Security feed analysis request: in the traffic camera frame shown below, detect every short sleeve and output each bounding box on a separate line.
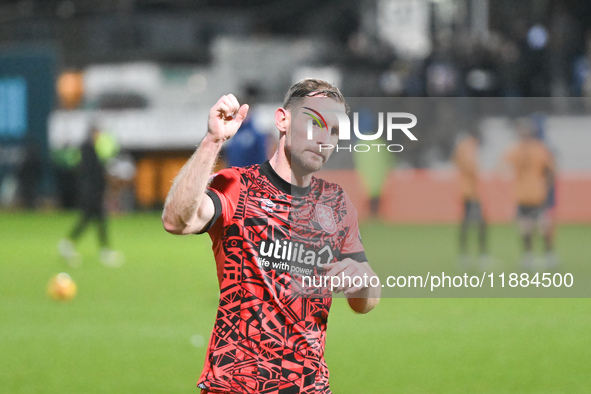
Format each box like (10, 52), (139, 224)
(339, 190), (367, 263)
(201, 168), (241, 233)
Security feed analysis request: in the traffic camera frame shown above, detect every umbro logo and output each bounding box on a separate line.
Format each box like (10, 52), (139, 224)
(261, 199), (275, 213)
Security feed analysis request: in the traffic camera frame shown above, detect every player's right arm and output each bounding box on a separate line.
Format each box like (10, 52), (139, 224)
(161, 95), (248, 235)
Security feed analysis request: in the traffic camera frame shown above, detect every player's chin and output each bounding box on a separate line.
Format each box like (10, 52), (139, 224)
(309, 159), (326, 172)
(295, 152), (323, 172)
(308, 150), (329, 166)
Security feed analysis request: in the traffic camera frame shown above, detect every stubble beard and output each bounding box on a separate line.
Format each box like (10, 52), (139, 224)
(284, 139), (324, 176)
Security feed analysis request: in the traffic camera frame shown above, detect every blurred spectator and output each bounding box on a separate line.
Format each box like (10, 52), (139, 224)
(221, 85), (268, 168)
(424, 36), (460, 96)
(58, 125), (123, 267)
(549, 4), (582, 97)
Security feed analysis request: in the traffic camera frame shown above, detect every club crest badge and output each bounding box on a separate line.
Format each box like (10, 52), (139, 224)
(316, 204), (336, 234)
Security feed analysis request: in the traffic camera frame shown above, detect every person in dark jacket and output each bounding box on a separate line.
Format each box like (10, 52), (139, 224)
(58, 125), (123, 267)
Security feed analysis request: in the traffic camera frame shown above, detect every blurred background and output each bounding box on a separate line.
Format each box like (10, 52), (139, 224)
(2, 1), (591, 393)
(1, 0), (591, 214)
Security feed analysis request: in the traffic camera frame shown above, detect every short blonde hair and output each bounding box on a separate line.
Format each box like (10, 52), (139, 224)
(282, 78), (347, 110)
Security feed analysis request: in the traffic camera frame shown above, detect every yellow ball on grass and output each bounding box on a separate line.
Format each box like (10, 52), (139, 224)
(47, 272), (78, 301)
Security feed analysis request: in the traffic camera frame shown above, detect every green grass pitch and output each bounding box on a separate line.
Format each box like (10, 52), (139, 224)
(1, 211), (589, 393)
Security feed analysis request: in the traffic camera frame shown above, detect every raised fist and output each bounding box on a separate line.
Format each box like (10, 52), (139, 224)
(207, 94), (249, 143)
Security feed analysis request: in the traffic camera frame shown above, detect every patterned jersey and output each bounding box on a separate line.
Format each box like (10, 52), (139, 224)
(197, 161), (366, 394)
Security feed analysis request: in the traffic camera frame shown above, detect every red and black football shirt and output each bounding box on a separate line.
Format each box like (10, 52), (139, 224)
(198, 161), (366, 394)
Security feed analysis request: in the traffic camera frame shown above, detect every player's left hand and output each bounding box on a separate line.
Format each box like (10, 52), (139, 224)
(323, 258), (380, 296)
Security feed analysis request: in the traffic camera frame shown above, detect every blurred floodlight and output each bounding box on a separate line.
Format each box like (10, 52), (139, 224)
(527, 24), (548, 50)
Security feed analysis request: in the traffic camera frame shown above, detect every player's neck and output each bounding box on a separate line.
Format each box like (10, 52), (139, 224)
(269, 152), (313, 188)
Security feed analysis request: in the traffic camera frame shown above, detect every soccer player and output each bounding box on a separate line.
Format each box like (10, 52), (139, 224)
(502, 117), (557, 270)
(58, 125), (123, 267)
(452, 127), (488, 269)
(162, 79), (380, 394)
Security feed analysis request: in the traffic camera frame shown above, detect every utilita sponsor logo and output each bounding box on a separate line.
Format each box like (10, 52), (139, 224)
(305, 109), (417, 152)
(257, 238), (334, 276)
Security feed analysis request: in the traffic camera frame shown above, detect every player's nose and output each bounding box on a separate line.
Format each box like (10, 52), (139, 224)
(315, 127), (332, 145)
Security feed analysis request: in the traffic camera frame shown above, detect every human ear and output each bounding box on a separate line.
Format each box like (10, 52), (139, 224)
(275, 107), (289, 134)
